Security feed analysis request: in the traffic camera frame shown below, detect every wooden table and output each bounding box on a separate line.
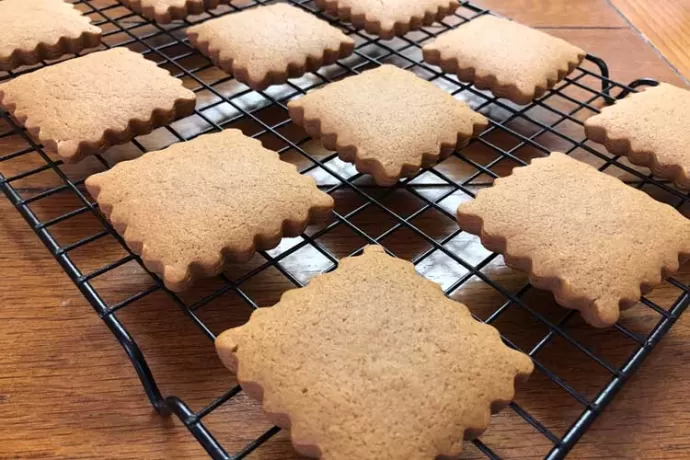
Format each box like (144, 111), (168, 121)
(1, 1), (689, 459)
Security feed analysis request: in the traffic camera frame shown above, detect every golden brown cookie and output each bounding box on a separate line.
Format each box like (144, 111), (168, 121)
(187, 4), (355, 91)
(120, 0), (220, 23)
(423, 15), (586, 105)
(288, 64), (488, 186)
(85, 130), (334, 292)
(216, 245), (533, 459)
(585, 83), (690, 190)
(457, 152), (690, 328)
(0, 0), (102, 72)
(0, 48), (196, 163)
(315, 0), (459, 39)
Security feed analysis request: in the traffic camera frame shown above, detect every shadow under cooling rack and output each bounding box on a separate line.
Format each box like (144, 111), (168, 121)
(1, 1), (689, 459)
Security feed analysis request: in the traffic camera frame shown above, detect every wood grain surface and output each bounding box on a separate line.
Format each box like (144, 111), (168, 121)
(609, 0), (690, 83)
(1, 1), (690, 459)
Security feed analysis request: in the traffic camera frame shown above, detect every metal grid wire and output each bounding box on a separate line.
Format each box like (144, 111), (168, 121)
(1, 1), (689, 459)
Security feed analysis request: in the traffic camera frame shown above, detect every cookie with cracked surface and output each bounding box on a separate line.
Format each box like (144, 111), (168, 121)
(457, 152), (690, 328)
(423, 15), (585, 105)
(288, 64), (488, 186)
(85, 129), (334, 292)
(0, 48), (196, 163)
(0, 0), (102, 71)
(120, 0), (221, 23)
(187, 4), (355, 91)
(585, 83), (690, 190)
(216, 245), (533, 460)
(315, 0), (459, 39)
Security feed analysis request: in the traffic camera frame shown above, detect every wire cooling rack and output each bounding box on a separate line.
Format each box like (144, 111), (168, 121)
(1, 1), (689, 459)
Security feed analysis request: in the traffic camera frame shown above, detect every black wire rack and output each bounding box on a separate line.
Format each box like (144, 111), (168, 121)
(1, 1), (689, 459)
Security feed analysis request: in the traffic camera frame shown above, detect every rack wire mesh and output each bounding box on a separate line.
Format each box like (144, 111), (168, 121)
(1, 1), (689, 459)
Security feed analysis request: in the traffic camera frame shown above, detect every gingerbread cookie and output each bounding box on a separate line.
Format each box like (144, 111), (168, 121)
(85, 130), (333, 292)
(0, 48), (196, 163)
(423, 15), (586, 105)
(216, 245), (533, 459)
(187, 4), (355, 91)
(315, 0), (459, 39)
(288, 65), (488, 185)
(120, 0), (221, 23)
(585, 83), (690, 190)
(0, 0), (102, 72)
(457, 153), (690, 328)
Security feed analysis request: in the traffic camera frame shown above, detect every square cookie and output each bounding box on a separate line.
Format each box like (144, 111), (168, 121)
(187, 4), (355, 90)
(0, 48), (196, 163)
(216, 245), (533, 460)
(585, 83), (690, 190)
(85, 130), (334, 292)
(457, 152), (690, 328)
(423, 15), (585, 105)
(121, 0), (221, 24)
(288, 64), (488, 185)
(0, 0), (102, 71)
(315, 0), (459, 39)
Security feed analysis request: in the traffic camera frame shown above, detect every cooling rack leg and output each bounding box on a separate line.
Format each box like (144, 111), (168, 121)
(613, 78), (660, 99)
(102, 315), (169, 414)
(0, 172), (168, 414)
(584, 54), (614, 103)
(165, 396), (231, 460)
(584, 54), (661, 104)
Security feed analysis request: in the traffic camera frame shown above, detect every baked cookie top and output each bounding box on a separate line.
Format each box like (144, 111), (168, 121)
(585, 83), (690, 190)
(0, 48), (196, 162)
(423, 15), (585, 104)
(120, 0), (220, 23)
(85, 129), (334, 292)
(457, 152), (690, 327)
(288, 64), (488, 185)
(187, 3), (355, 90)
(315, 0), (459, 38)
(217, 245), (533, 460)
(0, 0), (102, 71)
